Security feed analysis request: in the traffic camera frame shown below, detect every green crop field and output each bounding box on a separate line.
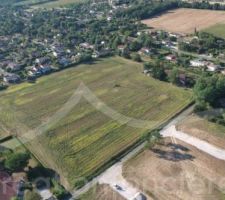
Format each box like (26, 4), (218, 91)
(204, 23), (225, 39)
(0, 57), (192, 189)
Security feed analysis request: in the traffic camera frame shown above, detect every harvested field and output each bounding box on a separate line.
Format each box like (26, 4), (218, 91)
(123, 138), (225, 200)
(0, 57), (192, 189)
(177, 115), (225, 149)
(78, 184), (125, 200)
(142, 8), (225, 34)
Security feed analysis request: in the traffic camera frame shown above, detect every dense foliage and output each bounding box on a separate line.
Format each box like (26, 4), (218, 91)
(179, 32), (225, 55)
(4, 152), (30, 171)
(194, 74), (225, 109)
(116, 1), (179, 19)
(24, 190), (42, 200)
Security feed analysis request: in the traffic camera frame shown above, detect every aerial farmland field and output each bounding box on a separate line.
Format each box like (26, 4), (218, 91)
(31, 0), (83, 8)
(203, 23), (225, 39)
(123, 138), (225, 200)
(142, 8), (225, 35)
(0, 57), (192, 189)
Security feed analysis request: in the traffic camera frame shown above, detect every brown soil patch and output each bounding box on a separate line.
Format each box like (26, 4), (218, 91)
(177, 115), (225, 149)
(123, 138), (225, 200)
(142, 8), (225, 34)
(80, 184), (125, 200)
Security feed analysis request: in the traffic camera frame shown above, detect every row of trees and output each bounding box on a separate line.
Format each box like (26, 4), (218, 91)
(116, 1), (179, 19)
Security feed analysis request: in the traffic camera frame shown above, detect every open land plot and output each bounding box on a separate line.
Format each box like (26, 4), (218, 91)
(203, 23), (225, 39)
(123, 138), (225, 200)
(142, 8), (225, 34)
(0, 57), (192, 189)
(78, 184), (125, 200)
(32, 0), (83, 8)
(177, 115), (225, 149)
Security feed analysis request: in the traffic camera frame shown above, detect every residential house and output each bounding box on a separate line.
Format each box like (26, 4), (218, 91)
(143, 69), (151, 75)
(165, 54), (177, 62)
(178, 74), (187, 86)
(117, 45), (126, 52)
(138, 47), (151, 55)
(35, 57), (51, 65)
(40, 65), (52, 74)
(79, 43), (94, 50)
(27, 66), (42, 77)
(6, 62), (22, 72)
(206, 63), (219, 72)
(190, 59), (206, 67)
(0, 171), (18, 200)
(59, 57), (70, 67)
(3, 73), (21, 84)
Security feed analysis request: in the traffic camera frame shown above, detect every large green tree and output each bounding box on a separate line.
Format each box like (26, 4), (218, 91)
(5, 152), (30, 172)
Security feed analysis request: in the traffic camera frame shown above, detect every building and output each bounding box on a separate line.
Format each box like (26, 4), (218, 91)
(117, 45), (126, 52)
(165, 54), (177, 62)
(109, 0), (130, 6)
(59, 57), (70, 67)
(6, 63), (22, 72)
(0, 171), (18, 200)
(79, 43), (94, 50)
(3, 74), (21, 84)
(138, 48), (151, 55)
(206, 63), (219, 72)
(35, 57), (51, 65)
(190, 59), (205, 67)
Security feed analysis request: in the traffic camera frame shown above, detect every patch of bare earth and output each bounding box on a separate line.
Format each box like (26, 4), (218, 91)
(123, 138), (225, 200)
(142, 8), (225, 34)
(177, 115), (225, 149)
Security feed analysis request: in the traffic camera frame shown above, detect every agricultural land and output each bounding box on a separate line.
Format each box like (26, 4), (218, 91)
(142, 8), (225, 34)
(177, 115), (225, 149)
(203, 23), (225, 39)
(0, 57), (192, 189)
(78, 184), (125, 200)
(123, 138), (225, 200)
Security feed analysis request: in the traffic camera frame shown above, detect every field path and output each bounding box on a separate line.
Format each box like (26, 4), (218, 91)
(161, 125), (225, 160)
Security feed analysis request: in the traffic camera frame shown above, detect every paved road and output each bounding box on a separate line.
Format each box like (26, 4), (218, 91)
(161, 125), (225, 160)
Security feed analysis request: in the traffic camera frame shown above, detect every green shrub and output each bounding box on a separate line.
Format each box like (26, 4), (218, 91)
(4, 152), (30, 172)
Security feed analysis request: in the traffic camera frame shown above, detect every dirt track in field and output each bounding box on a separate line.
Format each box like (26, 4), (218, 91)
(142, 8), (225, 34)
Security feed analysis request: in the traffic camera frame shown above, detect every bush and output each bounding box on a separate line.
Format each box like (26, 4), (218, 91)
(24, 190), (42, 200)
(52, 180), (70, 200)
(0, 83), (8, 91)
(4, 152), (30, 172)
(132, 53), (142, 62)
